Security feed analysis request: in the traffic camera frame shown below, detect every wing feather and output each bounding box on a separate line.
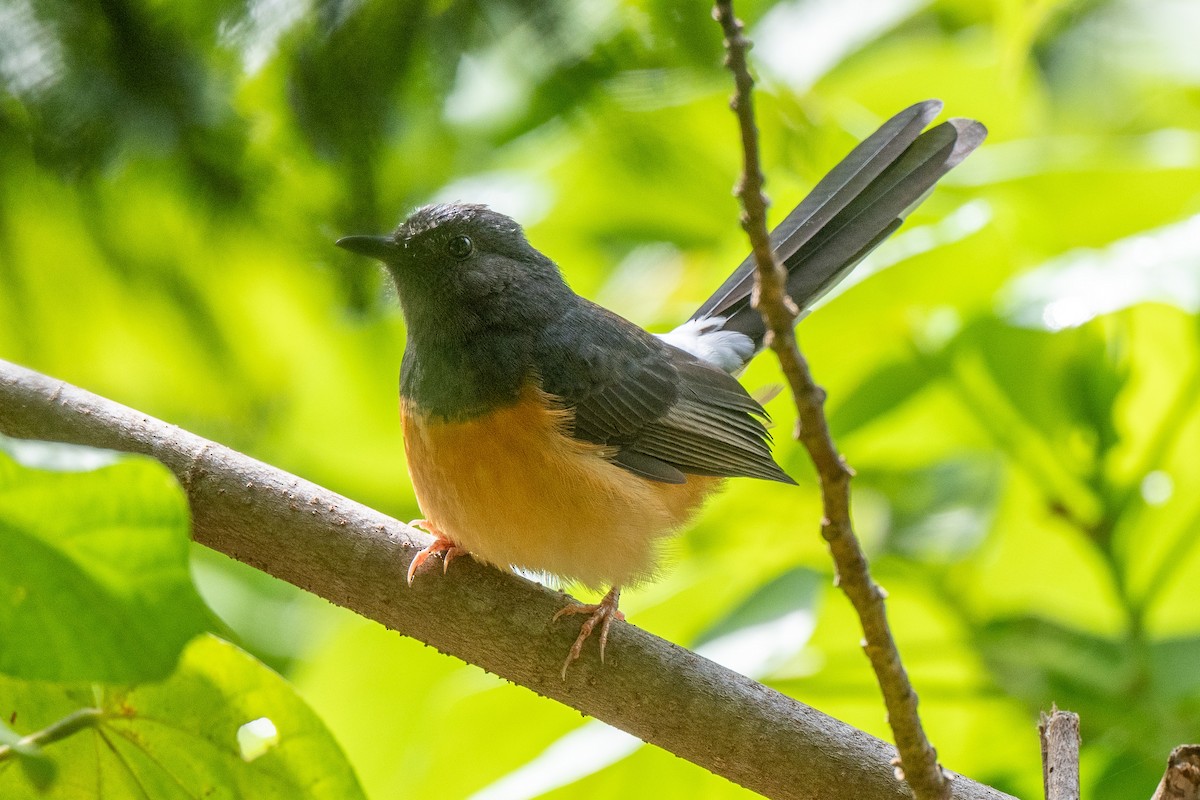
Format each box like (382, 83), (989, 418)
(536, 302), (792, 484)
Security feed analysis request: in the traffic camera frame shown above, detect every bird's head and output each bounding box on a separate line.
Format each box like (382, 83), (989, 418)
(337, 203), (571, 333)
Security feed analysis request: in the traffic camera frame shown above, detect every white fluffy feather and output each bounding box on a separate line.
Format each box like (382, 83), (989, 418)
(656, 317), (756, 374)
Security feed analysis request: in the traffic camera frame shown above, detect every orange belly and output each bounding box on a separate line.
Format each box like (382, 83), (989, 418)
(401, 385), (721, 589)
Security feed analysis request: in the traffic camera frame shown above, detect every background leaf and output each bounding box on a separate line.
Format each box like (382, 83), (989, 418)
(0, 441), (212, 683)
(0, 635), (367, 800)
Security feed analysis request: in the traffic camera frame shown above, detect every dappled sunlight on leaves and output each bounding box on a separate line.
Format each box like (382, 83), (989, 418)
(3, 0), (1200, 797)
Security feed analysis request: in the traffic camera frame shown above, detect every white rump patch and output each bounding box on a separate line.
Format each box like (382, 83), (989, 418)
(656, 317), (756, 374)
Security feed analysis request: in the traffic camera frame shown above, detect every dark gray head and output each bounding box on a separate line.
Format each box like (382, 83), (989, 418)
(337, 203), (577, 417)
(336, 203), (572, 336)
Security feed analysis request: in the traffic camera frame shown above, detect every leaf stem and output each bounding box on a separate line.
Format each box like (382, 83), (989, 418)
(0, 708), (105, 762)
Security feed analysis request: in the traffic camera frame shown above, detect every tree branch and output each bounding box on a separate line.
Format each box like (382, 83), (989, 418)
(1039, 707), (1080, 800)
(711, 3), (950, 799)
(1152, 745), (1200, 800)
(0, 359), (1014, 799)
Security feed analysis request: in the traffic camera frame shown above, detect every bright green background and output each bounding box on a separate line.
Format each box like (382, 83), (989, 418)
(3, 0), (1200, 798)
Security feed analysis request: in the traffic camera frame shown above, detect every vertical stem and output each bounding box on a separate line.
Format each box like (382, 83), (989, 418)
(1039, 708), (1081, 800)
(711, 3), (950, 799)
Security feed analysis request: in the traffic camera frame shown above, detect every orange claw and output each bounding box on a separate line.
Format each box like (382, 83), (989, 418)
(553, 586), (624, 679)
(405, 520), (464, 585)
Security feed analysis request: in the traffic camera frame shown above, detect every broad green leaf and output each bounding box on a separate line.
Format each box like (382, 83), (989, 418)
(0, 443), (211, 683)
(0, 635), (366, 800)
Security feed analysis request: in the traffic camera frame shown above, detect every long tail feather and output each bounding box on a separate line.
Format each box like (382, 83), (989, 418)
(688, 102), (986, 359)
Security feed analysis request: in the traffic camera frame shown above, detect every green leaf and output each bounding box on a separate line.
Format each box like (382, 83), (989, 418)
(957, 317), (1128, 470)
(866, 455), (1004, 561)
(977, 616), (1131, 712)
(0, 635), (367, 800)
(828, 355), (943, 438)
(1150, 636), (1200, 701)
(0, 443), (212, 683)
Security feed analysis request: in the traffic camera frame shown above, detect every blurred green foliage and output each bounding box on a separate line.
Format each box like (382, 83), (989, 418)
(0, 446), (365, 798)
(2, 0), (1200, 798)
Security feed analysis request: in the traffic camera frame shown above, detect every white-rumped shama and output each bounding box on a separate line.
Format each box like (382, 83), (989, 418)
(337, 100), (986, 676)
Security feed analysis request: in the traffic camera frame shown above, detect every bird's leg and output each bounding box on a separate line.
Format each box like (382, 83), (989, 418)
(553, 586), (625, 678)
(405, 519), (466, 585)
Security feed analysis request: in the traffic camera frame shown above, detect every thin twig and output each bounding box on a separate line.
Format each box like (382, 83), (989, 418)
(0, 358), (1015, 800)
(1039, 706), (1080, 800)
(711, 3), (950, 799)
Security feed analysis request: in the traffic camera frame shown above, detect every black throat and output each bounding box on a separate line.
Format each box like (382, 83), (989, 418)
(400, 324), (537, 421)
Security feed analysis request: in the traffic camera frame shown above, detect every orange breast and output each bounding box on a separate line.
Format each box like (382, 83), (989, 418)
(401, 385), (721, 589)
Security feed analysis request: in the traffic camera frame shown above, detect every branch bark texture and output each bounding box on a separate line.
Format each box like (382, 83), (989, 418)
(1039, 707), (1080, 800)
(1153, 745), (1200, 800)
(0, 359), (1015, 800)
(711, 3), (950, 799)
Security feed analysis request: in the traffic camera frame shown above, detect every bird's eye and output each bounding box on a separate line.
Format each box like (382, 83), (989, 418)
(447, 235), (473, 260)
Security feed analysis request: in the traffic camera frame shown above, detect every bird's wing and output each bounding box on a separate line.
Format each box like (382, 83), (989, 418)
(635, 350), (795, 484)
(536, 301), (793, 485)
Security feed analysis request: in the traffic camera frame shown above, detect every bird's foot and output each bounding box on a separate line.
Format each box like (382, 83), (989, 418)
(553, 586), (624, 679)
(406, 519), (465, 585)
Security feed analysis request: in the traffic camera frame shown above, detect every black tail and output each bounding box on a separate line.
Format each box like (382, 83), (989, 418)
(691, 100), (987, 349)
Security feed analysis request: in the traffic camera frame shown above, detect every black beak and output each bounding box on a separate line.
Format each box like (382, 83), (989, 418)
(335, 234), (400, 261)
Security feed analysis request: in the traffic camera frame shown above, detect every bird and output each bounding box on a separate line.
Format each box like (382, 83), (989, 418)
(336, 100), (986, 677)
